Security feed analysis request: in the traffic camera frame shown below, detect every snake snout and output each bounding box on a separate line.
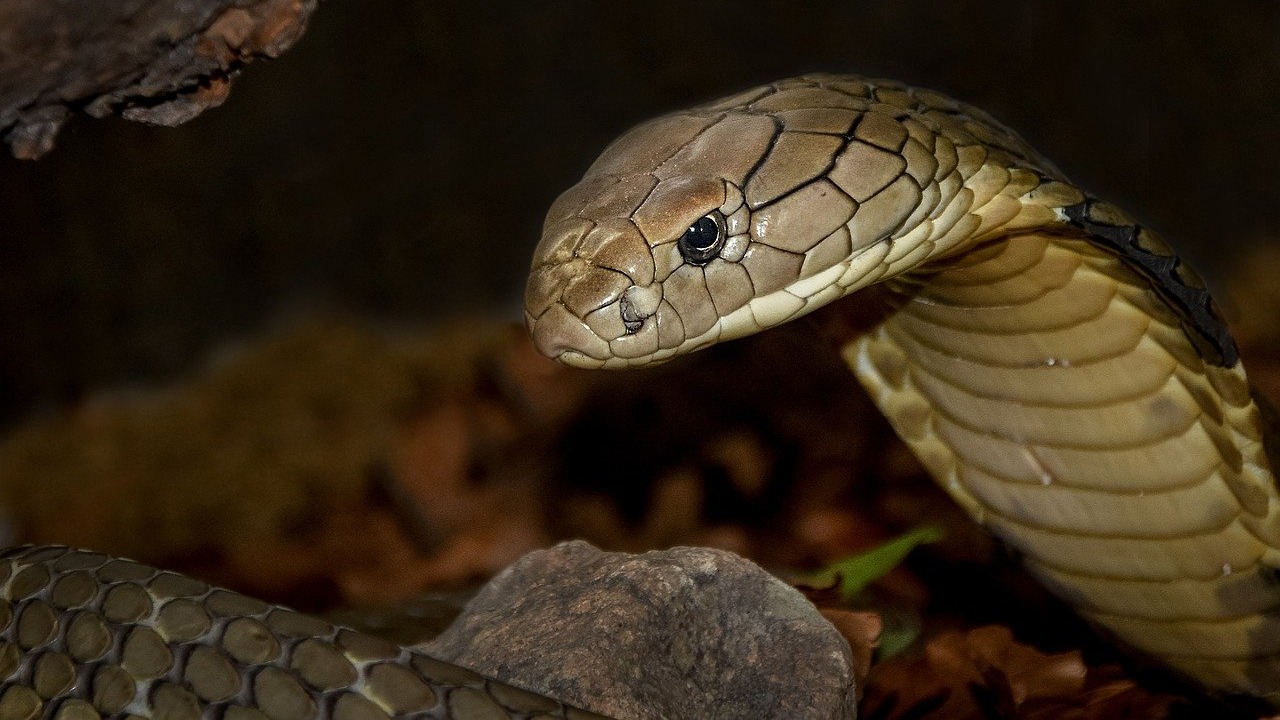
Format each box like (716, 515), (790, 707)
(525, 259), (640, 365)
(527, 301), (611, 364)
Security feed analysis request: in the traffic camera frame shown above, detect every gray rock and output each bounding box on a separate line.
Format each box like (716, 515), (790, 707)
(422, 540), (857, 720)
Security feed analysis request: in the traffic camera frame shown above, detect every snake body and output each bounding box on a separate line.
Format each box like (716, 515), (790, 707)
(524, 74), (1280, 701)
(0, 545), (604, 719)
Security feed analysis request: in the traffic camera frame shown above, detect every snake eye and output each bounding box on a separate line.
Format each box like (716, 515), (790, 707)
(677, 212), (726, 265)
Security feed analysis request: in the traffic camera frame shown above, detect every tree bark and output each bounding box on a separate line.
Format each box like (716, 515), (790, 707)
(0, 0), (318, 159)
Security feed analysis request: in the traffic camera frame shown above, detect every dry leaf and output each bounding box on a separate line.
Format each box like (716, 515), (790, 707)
(862, 626), (1180, 719)
(821, 608), (882, 692)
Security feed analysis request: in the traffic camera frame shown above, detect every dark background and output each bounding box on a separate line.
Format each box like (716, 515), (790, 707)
(2, 1), (1278, 424)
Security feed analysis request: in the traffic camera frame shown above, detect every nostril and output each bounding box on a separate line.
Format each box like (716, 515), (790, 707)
(619, 296), (643, 334)
(619, 284), (661, 336)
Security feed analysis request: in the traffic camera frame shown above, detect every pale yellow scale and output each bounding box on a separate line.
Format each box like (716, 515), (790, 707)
(849, 231), (1280, 695)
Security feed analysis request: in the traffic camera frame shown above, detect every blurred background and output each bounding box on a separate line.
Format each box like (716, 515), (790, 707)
(0, 2), (1278, 713)
(3, 1), (1279, 419)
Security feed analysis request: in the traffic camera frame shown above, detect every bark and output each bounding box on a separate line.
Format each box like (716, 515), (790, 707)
(0, 0), (318, 159)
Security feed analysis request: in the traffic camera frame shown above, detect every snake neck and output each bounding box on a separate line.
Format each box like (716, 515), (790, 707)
(818, 230), (1280, 698)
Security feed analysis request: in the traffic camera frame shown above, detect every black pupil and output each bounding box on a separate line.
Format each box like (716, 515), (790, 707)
(678, 215), (723, 263)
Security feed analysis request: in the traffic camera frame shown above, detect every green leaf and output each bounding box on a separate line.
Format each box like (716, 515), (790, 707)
(875, 624), (920, 660)
(806, 525), (944, 602)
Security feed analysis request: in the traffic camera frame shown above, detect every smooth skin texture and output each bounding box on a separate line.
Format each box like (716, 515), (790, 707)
(525, 73), (1280, 702)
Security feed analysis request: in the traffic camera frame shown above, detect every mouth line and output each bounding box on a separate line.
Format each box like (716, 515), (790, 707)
(556, 349), (606, 369)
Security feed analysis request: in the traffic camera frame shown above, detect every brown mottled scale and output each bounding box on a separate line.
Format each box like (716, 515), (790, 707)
(524, 73), (1280, 703)
(0, 546), (611, 719)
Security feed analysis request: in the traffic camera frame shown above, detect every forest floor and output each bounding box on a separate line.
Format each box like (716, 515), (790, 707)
(7, 247), (1280, 718)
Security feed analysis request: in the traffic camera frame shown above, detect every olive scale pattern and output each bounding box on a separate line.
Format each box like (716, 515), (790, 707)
(0, 545), (609, 720)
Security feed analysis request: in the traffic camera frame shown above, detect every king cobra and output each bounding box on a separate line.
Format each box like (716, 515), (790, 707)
(524, 73), (1280, 703)
(0, 74), (1276, 718)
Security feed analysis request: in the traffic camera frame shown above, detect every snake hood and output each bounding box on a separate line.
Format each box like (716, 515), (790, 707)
(526, 74), (1280, 701)
(524, 74), (1067, 369)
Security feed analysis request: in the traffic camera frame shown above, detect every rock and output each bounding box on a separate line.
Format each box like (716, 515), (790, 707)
(422, 540), (857, 720)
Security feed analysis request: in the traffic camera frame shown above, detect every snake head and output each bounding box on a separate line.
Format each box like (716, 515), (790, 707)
(525, 168), (758, 368)
(526, 76), (932, 368)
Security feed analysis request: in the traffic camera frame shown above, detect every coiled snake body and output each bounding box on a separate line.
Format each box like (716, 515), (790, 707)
(3, 74), (1279, 717)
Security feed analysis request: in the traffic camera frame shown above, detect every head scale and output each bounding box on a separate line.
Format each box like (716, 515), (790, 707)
(525, 76), (909, 368)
